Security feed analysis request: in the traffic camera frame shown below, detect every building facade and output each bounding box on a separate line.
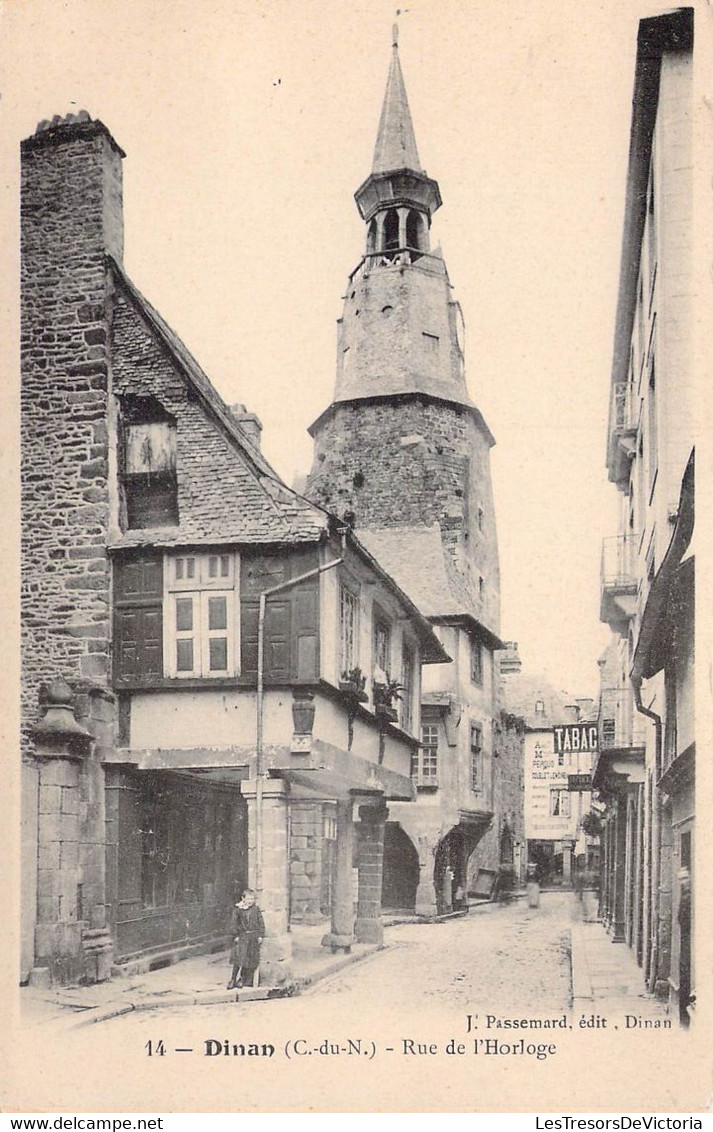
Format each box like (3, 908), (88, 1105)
(20, 111), (449, 985)
(593, 8), (695, 1023)
(499, 645), (597, 887)
(304, 29), (524, 914)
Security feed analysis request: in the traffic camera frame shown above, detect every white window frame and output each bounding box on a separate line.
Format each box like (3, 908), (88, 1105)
(164, 552), (240, 678)
(550, 789), (571, 818)
(417, 723), (439, 784)
(338, 582), (360, 677)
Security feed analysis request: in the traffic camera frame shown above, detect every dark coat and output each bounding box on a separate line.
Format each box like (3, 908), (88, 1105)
(229, 903), (265, 969)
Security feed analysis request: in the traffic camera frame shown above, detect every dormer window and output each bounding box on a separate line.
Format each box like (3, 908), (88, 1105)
(119, 396), (178, 529)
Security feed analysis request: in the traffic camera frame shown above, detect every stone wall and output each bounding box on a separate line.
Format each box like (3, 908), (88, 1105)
(289, 801), (327, 923)
(21, 119), (124, 752)
(463, 712), (525, 888)
(307, 397), (500, 633)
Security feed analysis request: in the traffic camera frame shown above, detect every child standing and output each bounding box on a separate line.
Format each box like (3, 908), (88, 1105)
(227, 889), (265, 989)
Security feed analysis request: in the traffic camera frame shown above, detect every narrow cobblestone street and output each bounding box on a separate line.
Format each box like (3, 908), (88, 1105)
(15, 892), (695, 1113)
(313, 892), (572, 1017)
(78, 891), (572, 1033)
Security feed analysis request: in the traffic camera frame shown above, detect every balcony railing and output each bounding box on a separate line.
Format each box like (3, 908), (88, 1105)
(601, 534), (638, 591)
(611, 382), (637, 434)
(598, 688), (647, 752)
(349, 247), (447, 284)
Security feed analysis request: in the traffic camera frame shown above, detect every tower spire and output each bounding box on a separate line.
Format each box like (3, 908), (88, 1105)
(372, 25), (421, 174)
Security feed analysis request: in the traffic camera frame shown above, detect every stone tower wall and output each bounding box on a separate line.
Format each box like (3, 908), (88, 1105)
(20, 121), (123, 750)
(307, 397), (500, 634)
(335, 261), (466, 404)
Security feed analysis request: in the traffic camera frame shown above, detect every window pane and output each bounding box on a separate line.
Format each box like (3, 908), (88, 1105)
(186, 558), (195, 579)
(176, 598), (193, 632)
(208, 595), (227, 631)
(209, 556), (218, 578)
(175, 558), (184, 580)
(471, 639), (483, 684)
(220, 555), (230, 577)
(339, 586), (358, 672)
(209, 637), (228, 671)
(176, 639), (194, 671)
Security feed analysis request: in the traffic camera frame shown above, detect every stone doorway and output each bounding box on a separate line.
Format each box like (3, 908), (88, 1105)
(381, 822), (419, 911)
(107, 769), (247, 963)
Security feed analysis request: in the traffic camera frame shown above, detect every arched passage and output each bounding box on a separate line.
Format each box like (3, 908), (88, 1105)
(381, 822), (420, 911)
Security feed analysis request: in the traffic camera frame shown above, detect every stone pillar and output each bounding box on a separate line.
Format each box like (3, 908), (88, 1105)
(655, 797), (674, 996)
(355, 801), (388, 945)
(242, 778), (293, 985)
(611, 797), (628, 941)
(415, 834), (437, 917)
(562, 840), (574, 887)
(322, 799), (355, 952)
(30, 679), (113, 985)
(397, 206), (409, 249)
(633, 784), (645, 962)
(374, 212), (386, 254)
(601, 817), (613, 927)
(290, 801), (324, 924)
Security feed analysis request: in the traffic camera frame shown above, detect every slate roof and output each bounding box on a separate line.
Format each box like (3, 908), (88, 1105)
(372, 31), (422, 174)
(358, 524), (501, 647)
(499, 670), (592, 731)
(108, 259), (329, 547)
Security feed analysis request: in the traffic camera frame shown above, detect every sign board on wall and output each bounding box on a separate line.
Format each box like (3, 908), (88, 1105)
(552, 724), (598, 754)
(567, 774), (593, 792)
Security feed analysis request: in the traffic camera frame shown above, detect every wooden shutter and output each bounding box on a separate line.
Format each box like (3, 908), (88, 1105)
(240, 547), (319, 681)
(113, 553), (164, 683)
(292, 578), (319, 678)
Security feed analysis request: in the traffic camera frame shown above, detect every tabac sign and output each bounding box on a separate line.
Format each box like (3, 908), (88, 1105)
(552, 723), (599, 755)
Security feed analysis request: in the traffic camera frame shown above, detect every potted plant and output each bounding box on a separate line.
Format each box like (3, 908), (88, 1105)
(339, 666), (368, 702)
(372, 674), (403, 724)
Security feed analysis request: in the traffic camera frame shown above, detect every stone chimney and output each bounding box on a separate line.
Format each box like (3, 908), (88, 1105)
(498, 641), (522, 675)
(231, 403), (263, 449)
(575, 697), (595, 721)
(21, 112), (125, 718)
(22, 111), (125, 265)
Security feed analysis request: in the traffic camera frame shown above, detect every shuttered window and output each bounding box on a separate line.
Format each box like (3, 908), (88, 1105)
(240, 548), (319, 682)
(166, 554), (237, 678)
(114, 547), (321, 685)
(113, 553), (164, 682)
(119, 398), (178, 530)
(401, 643), (415, 733)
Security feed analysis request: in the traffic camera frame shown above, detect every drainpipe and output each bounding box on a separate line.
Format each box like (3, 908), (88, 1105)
(255, 553), (343, 899)
(632, 674), (662, 991)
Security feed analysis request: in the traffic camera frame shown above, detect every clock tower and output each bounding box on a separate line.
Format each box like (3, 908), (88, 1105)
(306, 24), (500, 640)
(305, 27), (515, 917)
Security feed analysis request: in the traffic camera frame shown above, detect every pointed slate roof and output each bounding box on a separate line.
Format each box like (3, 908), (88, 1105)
(372, 25), (421, 174)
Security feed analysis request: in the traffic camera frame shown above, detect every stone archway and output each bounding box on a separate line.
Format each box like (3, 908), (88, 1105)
(381, 822), (420, 911)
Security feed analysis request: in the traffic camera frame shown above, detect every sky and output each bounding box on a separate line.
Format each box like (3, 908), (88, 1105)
(2, 0), (679, 697)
